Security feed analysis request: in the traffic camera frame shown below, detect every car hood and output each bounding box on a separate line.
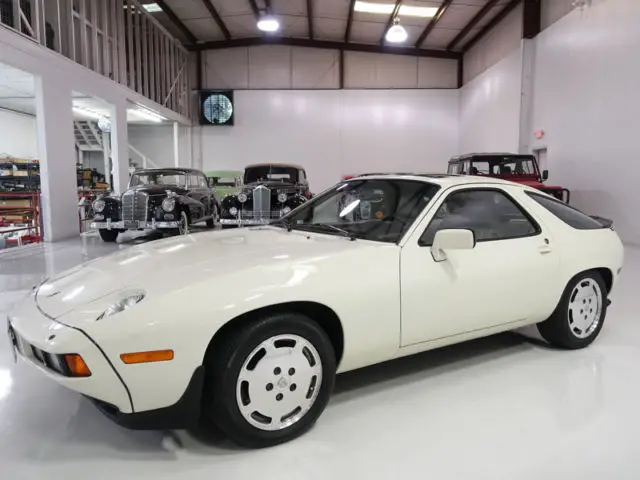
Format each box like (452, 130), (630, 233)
(35, 227), (383, 320)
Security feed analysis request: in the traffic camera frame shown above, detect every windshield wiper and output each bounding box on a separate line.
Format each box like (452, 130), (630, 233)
(271, 218), (292, 232)
(301, 223), (358, 241)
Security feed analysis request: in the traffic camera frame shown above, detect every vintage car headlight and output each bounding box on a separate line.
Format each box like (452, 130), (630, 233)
(92, 199), (106, 213)
(97, 291), (145, 320)
(238, 193), (248, 203)
(229, 207), (238, 216)
(162, 198), (176, 212)
(277, 193), (287, 203)
(282, 206), (291, 214)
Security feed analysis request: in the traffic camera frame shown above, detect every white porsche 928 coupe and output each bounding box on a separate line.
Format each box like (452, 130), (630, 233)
(8, 174), (623, 447)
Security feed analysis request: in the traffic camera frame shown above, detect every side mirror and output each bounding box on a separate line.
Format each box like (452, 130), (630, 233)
(431, 229), (475, 262)
(542, 169), (549, 181)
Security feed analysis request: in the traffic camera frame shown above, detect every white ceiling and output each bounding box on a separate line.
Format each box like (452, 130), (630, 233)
(0, 62), (165, 124)
(149, 0), (515, 50)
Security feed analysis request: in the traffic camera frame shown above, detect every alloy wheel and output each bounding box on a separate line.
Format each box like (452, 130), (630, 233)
(567, 278), (603, 339)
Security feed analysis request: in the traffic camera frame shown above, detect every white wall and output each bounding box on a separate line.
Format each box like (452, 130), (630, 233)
(199, 89), (459, 191)
(459, 47), (523, 154)
(203, 45), (458, 90)
(0, 110), (37, 159)
(128, 124), (191, 169)
(530, 0), (639, 243)
(463, 3), (523, 84)
(541, 0), (577, 29)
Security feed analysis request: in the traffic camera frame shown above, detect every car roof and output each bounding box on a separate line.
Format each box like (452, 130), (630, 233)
(245, 163), (305, 170)
(345, 173), (538, 190)
(449, 152), (535, 162)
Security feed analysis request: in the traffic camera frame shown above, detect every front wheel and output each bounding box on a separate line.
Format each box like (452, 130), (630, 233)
(177, 211), (190, 235)
(537, 271), (608, 349)
(203, 313), (336, 448)
(98, 229), (119, 242)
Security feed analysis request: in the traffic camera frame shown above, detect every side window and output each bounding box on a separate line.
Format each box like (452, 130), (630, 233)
(198, 175), (208, 188)
(419, 189), (539, 246)
(299, 170), (306, 183)
(526, 192), (605, 229)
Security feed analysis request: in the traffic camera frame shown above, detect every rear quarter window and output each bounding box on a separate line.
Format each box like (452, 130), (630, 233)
(526, 192), (606, 230)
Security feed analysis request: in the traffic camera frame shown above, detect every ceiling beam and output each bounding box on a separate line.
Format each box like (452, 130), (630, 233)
(155, 0), (198, 44)
(344, 0), (356, 43)
(447, 0), (501, 51)
(307, 0), (314, 40)
(247, 0), (260, 20)
(200, 0), (231, 40)
(380, 0), (403, 45)
(415, 0), (454, 48)
(522, 0), (541, 39)
(461, 0), (521, 52)
(264, 0), (273, 15)
(190, 36), (462, 60)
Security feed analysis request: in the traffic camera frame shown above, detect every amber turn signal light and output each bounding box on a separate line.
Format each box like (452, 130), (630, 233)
(120, 350), (174, 364)
(64, 354), (92, 377)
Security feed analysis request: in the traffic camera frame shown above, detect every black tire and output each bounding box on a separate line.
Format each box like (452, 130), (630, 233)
(537, 271), (608, 349)
(98, 229), (119, 242)
(203, 313), (336, 448)
(177, 211), (190, 235)
(206, 205), (219, 228)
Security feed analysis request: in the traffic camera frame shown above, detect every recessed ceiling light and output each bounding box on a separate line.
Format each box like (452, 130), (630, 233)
(354, 1), (437, 18)
(142, 3), (162, 13)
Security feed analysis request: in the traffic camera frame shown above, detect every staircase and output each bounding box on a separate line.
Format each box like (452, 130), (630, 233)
(73, 121), (103, 151)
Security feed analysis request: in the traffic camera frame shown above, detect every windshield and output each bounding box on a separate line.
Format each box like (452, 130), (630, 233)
(214, 177), (239, 187)
(278, 179), (440, 243)
(469, 156), (538, 176)
(130, 171), (186, 187)
(244, 165), (298, 184)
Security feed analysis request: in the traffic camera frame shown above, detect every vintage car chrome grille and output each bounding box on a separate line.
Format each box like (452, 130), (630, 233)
(252, 185), (271, 221)
(121, 191), (148, 222)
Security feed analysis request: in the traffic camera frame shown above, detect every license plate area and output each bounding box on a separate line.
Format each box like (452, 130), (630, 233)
(124, 221), (138, 229)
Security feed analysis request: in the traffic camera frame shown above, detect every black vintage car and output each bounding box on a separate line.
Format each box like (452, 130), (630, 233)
(220, 163), (311, 227)
(91, 168), (221, 242)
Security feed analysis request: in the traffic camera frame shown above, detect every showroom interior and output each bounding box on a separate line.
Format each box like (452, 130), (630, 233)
(1, 0), (639, 477)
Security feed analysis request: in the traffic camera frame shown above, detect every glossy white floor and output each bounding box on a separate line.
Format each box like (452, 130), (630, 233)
(1, 233), (639, 479)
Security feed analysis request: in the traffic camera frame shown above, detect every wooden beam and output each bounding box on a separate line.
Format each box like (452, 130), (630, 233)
(380, 0), (403, 45)
(522, 0), (541, 39)
(190, 36), (462, 60)
(447, 0), (500, 51)
(415, 0), (453, 48)
(344, 0), (356, 43)
(200, 0), (231, 40)
(461, 0), (521, 52)
(307, 0), (314, 40)
(155, 0), (198, 44)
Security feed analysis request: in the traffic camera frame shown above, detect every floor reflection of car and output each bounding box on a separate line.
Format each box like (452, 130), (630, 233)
(91, 168), (221, 242)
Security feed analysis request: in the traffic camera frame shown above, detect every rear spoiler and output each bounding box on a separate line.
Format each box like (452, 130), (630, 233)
(590, 215), (614, 229)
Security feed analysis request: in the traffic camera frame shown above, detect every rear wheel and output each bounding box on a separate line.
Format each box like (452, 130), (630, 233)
(98, 229), (119, 242)
(537, 271), (607, 349)
(202, 313), (336, 448)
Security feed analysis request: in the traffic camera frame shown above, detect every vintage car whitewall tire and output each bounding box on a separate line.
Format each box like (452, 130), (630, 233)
(98, 229), (119, 242)
(537, 271), (608, 349)
(203, 313), (336, 448)
(177, 211), (190, 235)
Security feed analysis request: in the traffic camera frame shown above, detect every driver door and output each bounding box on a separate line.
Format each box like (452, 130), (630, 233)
(399, 186), (560, 346)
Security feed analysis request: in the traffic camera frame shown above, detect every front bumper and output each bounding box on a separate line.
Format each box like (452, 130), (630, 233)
(91, 219), (180, 230)
(7, 299), (132, 413)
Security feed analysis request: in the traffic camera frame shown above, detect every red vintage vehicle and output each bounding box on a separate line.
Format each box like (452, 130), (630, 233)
(447, 153), (570, 203)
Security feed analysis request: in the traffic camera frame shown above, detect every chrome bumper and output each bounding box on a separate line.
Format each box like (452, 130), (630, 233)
(91, 219), (180, 230)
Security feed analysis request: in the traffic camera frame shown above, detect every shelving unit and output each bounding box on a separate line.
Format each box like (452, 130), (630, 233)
(0, 157), (41, 193)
